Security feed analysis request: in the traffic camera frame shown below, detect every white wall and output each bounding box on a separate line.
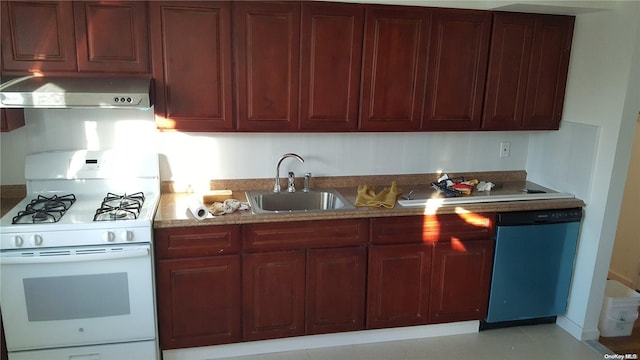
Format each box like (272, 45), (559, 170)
(527, 0), (640, 340)
(609, 114), (640, 290)
(1, 0), (638, 344)
(156, 131), (529, 192)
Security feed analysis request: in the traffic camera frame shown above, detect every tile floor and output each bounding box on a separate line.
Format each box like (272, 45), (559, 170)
(216, 324), (610, 360)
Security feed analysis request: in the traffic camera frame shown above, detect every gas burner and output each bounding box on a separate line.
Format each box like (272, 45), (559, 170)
(93, 192), (145, 221)
(12, 194), (76, 224)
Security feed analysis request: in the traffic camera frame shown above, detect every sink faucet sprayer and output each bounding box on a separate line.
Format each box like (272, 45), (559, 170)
(274, 153), (304, 193)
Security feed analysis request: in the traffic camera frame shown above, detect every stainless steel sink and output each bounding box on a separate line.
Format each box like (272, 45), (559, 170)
(245, 189), (354, 214)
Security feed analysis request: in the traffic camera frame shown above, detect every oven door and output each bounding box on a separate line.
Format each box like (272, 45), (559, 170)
(0, 243), (156, 351)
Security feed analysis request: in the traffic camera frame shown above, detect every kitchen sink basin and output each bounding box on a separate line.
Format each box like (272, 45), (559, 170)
(246, 189), (354, 214)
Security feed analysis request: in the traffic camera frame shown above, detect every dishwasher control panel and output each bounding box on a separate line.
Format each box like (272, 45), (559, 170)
(497, 208), (582, 226)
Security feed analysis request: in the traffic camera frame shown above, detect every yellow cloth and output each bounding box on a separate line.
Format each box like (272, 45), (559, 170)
(355, 181), (400, 208)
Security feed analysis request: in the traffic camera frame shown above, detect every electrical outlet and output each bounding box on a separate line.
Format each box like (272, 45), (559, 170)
(500, 142), (511, 158)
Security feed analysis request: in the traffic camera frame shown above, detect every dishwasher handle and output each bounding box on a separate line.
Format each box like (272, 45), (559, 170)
(497, 208), (582, 226)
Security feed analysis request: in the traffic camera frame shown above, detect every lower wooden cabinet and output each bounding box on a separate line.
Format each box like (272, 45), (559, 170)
(155, 225), (242, 349)
(1, 312), (6, 360)
(154, 214), (495, 349)
(306, 247), (366, 334)
(242, 219), (368, 341)
(369, 213), (495, 327)
(243, 247), (367, 341)
(242, 250), (306, 341)
(156, 256), (241, 349)
(367, 244), (432, 329)
(430, 239), (494, 323)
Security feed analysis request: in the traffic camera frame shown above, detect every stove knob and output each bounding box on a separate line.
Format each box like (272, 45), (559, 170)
(33, 234), (43, 246)
(14, 235), (24, 247)
(120, 231), (134, 242)
(103, 231), (116, 242)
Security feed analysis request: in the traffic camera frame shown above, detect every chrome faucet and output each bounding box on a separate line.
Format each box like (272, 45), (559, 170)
(274, 153), (304, 193)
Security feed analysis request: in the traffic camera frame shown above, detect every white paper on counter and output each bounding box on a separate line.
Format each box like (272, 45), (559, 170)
(186, 196), (208, 220)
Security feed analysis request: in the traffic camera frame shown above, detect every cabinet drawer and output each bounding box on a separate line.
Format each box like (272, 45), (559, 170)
(155, 225), (241, 259)
(371, 213), (495, 244)
(243, 219), (369, 251)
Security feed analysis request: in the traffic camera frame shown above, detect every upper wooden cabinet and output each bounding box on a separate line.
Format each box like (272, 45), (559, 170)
(1, 1), (575, 133)
(233, 1), (301, 131)
(150, 1), (234, 131)
(73, 1), (150, 73)
(482, 12), (574, 130)
(422, 9), (491, 131)
(1, 0), (77, 73)
(234, 1), (363, 132)
(1, 0), (149, 75)
(299, 2), (364, 131)
(359, 5), (431, 131)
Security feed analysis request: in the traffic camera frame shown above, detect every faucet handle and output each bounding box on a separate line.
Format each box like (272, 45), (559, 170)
(303, 173), (311, 192)
(287, 171), (296, 192)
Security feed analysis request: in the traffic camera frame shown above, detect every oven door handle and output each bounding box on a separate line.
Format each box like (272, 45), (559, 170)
(0, 247), (150, 264)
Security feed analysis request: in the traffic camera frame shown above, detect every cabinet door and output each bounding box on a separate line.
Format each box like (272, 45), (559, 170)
(299, 2), (364, 131)
(156, 256), (241, 349)
(359, 6), (431, 131)
(1, 0), (77, 73)
(422, 9), (490, 131)
(73, 1), (149, 73)
(430, 240), (494, 323)
(234, 1), (300, 131)
(1, 109), (25, 132)
(523, 14), (574, 130)
(367, 244), (432, 329)
(482, 12), (534, 130)
(306, 247), (366, 334)
(483, 12), (574, 130)
(150, 1), (233, 131)
(243, 251), (305, 341)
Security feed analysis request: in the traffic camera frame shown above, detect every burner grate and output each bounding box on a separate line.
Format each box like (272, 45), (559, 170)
(94, 192), (145, 221)
(12, 194), (76, 224)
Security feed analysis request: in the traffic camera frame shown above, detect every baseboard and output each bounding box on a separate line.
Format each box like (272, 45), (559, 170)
(607, 270), (635, 289)
(556, 315), (600, 341)
(162, 321), (479, 360)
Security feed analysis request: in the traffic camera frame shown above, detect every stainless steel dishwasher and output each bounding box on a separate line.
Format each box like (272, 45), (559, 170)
(482, 208), (582, 328)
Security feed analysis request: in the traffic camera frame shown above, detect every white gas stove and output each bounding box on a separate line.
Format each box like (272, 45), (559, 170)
(0, 149), (160, 360)
(0, 150), (159, 250)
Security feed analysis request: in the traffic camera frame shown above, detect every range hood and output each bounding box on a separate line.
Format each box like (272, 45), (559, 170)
(0, 76), (152, 109)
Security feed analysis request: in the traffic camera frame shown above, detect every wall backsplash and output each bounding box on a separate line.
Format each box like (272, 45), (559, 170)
(158, 131), (530, 192)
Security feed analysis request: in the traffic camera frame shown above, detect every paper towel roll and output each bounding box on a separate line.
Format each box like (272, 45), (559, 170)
(186, 196), (208, 220)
